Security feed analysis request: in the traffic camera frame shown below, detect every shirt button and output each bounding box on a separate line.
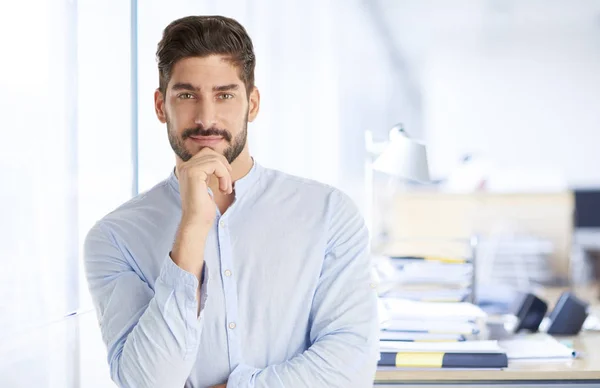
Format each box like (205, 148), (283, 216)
(219, 220), (226, 227)
(370, 283), (378, 289)
(228, 322), (236, 330)
(224, 269), (232, 277)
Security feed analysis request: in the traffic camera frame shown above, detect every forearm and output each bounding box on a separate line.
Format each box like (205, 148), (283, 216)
(171, 216), (210, 314)
(171, 216), (209, 280)
(227, 328), (379, 388)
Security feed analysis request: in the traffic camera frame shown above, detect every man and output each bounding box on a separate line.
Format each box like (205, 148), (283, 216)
(84, 15), (379, 388)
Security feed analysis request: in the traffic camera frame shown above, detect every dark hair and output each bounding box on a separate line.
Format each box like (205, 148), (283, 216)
(156, 15), (256, 96)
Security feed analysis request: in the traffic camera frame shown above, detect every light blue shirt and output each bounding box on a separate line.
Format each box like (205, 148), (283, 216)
(84, 160), (379, 388)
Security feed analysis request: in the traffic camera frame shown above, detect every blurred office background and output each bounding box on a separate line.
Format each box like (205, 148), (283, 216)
(1, 0), (600, 386)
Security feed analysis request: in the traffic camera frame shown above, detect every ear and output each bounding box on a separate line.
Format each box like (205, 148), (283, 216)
(154, 89), (167, 123)
(247, 87), (260, 123)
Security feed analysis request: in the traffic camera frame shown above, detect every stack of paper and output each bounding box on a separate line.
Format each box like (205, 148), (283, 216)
(374, 253), (497, 368)
(382, 288), (471, 303)
(380, 298), (487, 322)
(379, 340), (502, 353)
(378, 298), (487, 344)
(376, 255), (475, 303)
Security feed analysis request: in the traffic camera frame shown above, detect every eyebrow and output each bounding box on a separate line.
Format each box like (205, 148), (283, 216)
(171, 83), (240, 92)
(213, 84), (239, 92)
(171, 82), (198, 92)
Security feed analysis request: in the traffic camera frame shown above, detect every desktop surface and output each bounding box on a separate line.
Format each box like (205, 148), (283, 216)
(375, 285), (600, 386)
(375, 332), (600, 383)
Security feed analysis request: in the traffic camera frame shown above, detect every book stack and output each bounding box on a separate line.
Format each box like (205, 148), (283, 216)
(373, 251), (508, 369)
(377, 298), (508, 369)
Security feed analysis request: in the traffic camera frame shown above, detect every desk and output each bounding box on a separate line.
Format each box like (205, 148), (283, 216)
(374, 286), (600, 387)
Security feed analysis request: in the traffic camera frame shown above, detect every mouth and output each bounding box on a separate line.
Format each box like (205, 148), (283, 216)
(188, 135), (225, 147)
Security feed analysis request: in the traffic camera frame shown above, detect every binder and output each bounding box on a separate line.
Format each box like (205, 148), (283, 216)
(391, 255), (468, 264)
(378, 351), (508, 368)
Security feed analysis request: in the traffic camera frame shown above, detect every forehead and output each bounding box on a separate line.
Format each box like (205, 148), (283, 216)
(168, 55), (243, 89)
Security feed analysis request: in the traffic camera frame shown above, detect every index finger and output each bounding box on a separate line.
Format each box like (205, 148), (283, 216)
(190, 148), (233, 172)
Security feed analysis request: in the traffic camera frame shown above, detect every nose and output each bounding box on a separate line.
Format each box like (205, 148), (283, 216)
(194, 98), (218, 128)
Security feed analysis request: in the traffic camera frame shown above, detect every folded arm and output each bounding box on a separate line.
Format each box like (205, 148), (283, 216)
(227, 191), (380, 388)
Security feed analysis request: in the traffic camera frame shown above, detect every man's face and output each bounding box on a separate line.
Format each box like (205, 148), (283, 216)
(154, 55), (259, 163)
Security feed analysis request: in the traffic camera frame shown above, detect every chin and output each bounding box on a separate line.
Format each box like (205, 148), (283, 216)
(192, 145), (225, 155)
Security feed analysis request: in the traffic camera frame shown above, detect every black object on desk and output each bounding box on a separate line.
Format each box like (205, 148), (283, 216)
(574, 190), (600, 228)
(546, 292), (589, 336)
(513, 293), (548, 333)
(574, 190), (600, 286)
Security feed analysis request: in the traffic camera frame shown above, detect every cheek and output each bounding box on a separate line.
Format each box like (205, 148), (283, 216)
(216, 101), (247, 123)
(169, 104), (197, 127)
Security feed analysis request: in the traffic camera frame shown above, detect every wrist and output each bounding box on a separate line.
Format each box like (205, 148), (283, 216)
(171, 217), (211, 280)
(170, 241), (205, 280)
(180, 213), (214, 233)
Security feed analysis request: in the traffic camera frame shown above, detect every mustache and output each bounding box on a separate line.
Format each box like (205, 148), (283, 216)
(182, 126), (232, 142)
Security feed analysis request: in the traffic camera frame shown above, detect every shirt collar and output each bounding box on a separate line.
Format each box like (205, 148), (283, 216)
(168, 158), (261, 199)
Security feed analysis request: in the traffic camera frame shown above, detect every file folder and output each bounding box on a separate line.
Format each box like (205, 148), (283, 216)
(391, 255), (468, 264)
(378, 351), (508, 368)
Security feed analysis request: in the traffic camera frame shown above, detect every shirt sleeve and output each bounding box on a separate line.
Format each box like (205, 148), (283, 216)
(226, 190), (380, 388)
(84, 221), (209, 387)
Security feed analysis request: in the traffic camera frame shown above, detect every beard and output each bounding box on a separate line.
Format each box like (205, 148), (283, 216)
(167, 111), (248, 164)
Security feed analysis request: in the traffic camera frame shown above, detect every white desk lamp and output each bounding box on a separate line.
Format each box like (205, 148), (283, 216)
(365, 123), (430, 250)
(370, 123), (430, 182)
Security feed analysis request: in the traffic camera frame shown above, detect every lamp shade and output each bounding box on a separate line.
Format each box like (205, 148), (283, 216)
(371, 125), (430, 183)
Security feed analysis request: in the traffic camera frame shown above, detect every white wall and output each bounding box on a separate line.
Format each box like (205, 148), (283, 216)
(381, 0), (600, 189)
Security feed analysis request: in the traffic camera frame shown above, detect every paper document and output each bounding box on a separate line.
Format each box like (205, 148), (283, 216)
(381, 298), (487, 320)
(583, 314), (600, 331)
(379, 340), (503, 353)
(499, 333), (576, 360)
(381, 320), (480, 335)
(380, 331), (465, 342)
(393, 262), (473, 279)
(382, 289), (470, 302)
(376, 366), (504, 371)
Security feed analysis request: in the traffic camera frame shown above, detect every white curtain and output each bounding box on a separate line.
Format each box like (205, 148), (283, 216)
(0, 0), (132, 386)
(0, 0), (77, 385)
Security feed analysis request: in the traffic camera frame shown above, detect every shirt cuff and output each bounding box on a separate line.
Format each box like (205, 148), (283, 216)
(227, 363), (259, 388)
(159, 253), (200, 298)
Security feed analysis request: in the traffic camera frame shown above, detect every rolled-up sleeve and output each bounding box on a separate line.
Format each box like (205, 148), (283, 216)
(84, 222), (208, 387)
(227, 190), (380, 388)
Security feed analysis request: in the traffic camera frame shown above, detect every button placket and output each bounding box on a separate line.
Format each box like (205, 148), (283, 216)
(216, 215), (242, 368)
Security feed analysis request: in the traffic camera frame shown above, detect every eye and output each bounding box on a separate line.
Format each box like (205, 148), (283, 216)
(218, 93), (234, 100)
(178, 93), (195, 99)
